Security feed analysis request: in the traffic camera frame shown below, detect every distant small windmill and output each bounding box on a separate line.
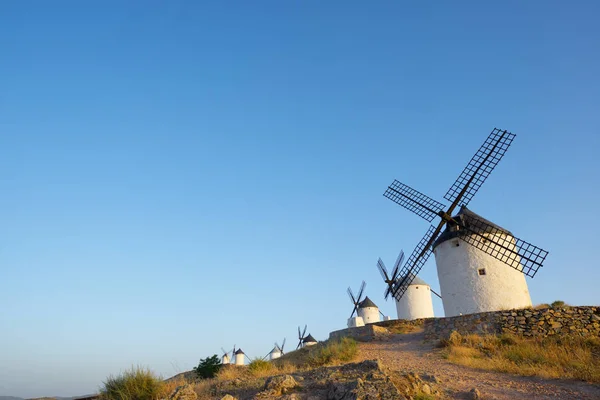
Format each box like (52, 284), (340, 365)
(234, 348), (246, 366)
(220, 347), (233, 365)
(264, 338), (286, 360)
(383, 128), (549, 317)
(302, 334), (318, 346)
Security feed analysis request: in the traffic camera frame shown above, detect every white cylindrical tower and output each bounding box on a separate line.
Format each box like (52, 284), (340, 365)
(221, 354), (230, 365)
(270, 348), (282, 360)
(395, 274), (435, 320)
(432, 207), (532, 317)
(357, 296), (380, 324)
(234, 349), (245, 366)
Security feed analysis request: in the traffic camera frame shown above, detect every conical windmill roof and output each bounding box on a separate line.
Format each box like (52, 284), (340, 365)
(402, 272), (429, 286)
(358, 296), (378, 309)
(432, 206), (512, 249)
(303, 334), (317, 343)
(234, 348), (245, 355)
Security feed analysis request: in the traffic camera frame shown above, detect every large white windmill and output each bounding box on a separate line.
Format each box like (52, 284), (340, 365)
(383, 128), (549, 317)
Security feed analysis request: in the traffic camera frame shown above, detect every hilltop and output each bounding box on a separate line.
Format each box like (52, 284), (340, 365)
(164, 315), (600, 399)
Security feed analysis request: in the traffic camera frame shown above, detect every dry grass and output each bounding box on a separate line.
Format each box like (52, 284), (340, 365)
(161, 375), (187, 397)
(100, 366), (167, 400)
(305, 337), (358, 367)
(442, 331), (600, 382)
(387, 324), (421, 335)
(274, 337), (358, 368)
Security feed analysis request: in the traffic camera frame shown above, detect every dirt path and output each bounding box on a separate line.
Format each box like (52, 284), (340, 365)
(356, 332), (600, 399)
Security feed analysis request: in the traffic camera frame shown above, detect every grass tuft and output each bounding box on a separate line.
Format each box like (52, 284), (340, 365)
(247, 358), (276, 377)
(100, 366), (168, 400)
(441, 331), (600, 382)
(551, 300), (568, 308)
(305, 337), (358, 367)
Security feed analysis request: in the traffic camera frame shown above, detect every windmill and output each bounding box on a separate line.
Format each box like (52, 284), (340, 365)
(378, 251), (440, 320)
(220, 347), (233, 365)
(234, 348), (246, 366)
(264, 338), (286, 360)
(383, 128), (549, 317)
(302, 334), (318, 346)
(357, 295), (381, 324)
(296, 325), (308, 349)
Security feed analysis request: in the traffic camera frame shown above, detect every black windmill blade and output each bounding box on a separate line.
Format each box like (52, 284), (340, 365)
(377, 258), (390, 282)
(392, 225), (443, 300)
(280, 338), (286, 353)
(383, 180), (446, 223)
(357, 281), (366, 303)
(377, 258), (393, 300)
(221, 347), (229, 357)
(297, 325), (307, 349)
(392, 250), (405, 280)
(347, 287), (359, 318)
(444, 128), (516, 209)
(381, 251), (405, 300)
(383, 129), (516, 223)
(457, 212), (549, 277)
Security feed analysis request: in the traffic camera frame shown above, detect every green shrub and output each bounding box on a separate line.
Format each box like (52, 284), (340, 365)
(551, 300), (567, 308)
(100, 366), (164, 400)
(193, 355), (222, 379)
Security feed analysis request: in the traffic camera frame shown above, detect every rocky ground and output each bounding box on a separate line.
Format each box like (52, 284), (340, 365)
(171, 330), (600, 400)
(357, 331), (600, 399)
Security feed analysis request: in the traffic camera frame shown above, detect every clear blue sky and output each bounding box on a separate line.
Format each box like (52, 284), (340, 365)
(1, 1), (599, 397)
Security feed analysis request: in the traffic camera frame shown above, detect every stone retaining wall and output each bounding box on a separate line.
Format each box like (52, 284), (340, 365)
(329, 306), (600, 342)
(423, 306), (600, 341)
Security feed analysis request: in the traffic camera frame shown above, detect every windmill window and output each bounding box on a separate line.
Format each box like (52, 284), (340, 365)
(452, 240), (459, 247)
(478, 268), (486, 276)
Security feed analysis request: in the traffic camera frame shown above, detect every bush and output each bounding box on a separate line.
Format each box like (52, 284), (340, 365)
(248, 358), (276, 376)
(551, 300), (567, 308)
(193, 355), (222, 379)
(100, 366), (165, 400)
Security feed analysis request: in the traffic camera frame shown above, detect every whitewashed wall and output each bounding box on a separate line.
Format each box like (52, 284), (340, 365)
(433, 234), (532, 317)
(395, 284), (435, 320)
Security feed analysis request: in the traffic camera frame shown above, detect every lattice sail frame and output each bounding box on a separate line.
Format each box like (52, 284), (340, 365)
(392, 226), (441, 301)
(384, 180), (445, 222)
(444, 128), (515, 208)
(459, 214), (548, 278)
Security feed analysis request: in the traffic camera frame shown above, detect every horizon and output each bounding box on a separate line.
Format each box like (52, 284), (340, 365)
(2, 1), (600, 397)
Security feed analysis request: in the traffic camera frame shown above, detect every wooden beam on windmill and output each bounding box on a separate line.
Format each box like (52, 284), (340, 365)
(382, 128), (549, 305)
